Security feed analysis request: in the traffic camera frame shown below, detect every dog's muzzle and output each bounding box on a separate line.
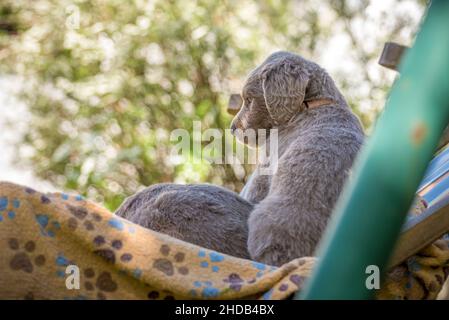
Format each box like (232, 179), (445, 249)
(230, 123), (237, 135)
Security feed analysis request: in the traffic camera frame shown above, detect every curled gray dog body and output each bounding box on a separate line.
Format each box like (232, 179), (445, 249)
(116, 183), (253, 258)
(115, 51), (364, 266)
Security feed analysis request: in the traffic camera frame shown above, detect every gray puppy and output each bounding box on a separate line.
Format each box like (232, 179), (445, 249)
(233, 51), (364, 265)
(116, 51), (364, 266)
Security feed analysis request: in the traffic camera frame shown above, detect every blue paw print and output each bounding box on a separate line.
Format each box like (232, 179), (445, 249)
(190, 280), (220, 298)
(35, 214), (61, 237)
(0, 196), (20, 222)
(55, 253), (75, 278)
(262, 288), (273, 300)
(108, 217), (136, 234)
(198, 250), (224, 273)
(251, 261), (276, 278)
(61, 193), (84, 201)
(252, 261), (269, 278)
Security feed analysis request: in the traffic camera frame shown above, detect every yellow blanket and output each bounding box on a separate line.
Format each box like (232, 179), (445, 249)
(0, 181), (448, 300)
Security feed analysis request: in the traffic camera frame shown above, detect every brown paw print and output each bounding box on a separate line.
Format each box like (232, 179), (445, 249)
(8, 238), (46, 273)
(223, 273), (244, 291)
(66, 204), (102, 232)
(83, 267), (118, 300)
(147, 289), (175, 300)
(92, 235), (133, 264)
(289, 274), (306, 288)
(152, 244), (189, 276)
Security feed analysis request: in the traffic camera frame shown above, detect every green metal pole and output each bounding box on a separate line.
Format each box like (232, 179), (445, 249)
(299, 1), (449, 300)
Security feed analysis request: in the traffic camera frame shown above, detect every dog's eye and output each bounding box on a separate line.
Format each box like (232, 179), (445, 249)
(244, 98), (252, 107)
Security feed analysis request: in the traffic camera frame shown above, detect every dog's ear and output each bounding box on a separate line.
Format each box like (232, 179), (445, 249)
(261, 60), (309, 125)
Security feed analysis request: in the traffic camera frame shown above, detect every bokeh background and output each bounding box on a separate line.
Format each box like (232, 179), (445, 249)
(0, 0), (427, 211)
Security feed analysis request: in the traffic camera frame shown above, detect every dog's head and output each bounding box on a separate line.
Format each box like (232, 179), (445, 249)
(230, 51), (314, 145)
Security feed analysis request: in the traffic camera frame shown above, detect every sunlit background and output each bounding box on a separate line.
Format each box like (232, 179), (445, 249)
(0, 0), (426, 211)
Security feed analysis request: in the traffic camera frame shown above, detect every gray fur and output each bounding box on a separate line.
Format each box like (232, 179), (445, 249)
(232, 51), (364, 265)
(116, 51), (364, 266)
(115, 183), (253, 258)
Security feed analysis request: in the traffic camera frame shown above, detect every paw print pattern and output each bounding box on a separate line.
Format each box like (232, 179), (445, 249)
(198, 250), (225, 273)
(189, 281), (220, 298)
(92, 235), (133, 264)
(83, 268), (118, 300)
(221, 262), (277, 293)
(251, 261), (276, 278)
(147, 289), (175, 300)
(53, 253), (118, 300)
(276, 274), (306, 295)
(66, 204), (102, 232)
(23, 188), (53, 204)
(24, 187), (37, 194)
(223, 273), (244, 292)
(152, 244), (189, 276)
(107, 216), (136, 234)
(8, 238), (46, 273)
(35, 214), (61, 237)
(262, 288), (273, 300)
(0, 196), (20, 222)
(60, 193), (85, 202)
(55, 253), (76, 278)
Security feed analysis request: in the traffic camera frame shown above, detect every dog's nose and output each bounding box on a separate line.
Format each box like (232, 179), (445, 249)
(230, 123), (237, 134)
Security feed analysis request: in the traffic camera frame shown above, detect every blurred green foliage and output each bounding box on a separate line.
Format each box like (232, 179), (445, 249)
(0, 0), (425, 210)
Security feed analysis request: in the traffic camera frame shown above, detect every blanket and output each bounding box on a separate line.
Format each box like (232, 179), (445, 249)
(0, 181), (448, 300)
